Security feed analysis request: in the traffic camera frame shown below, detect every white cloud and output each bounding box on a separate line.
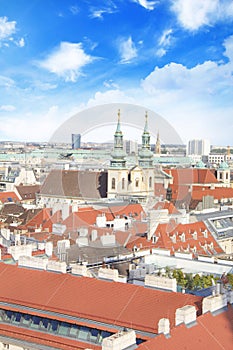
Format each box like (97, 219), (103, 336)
(0, 105), (16, 112)
(16, 37), (25, 47)
(159, 29), (173, 47)
(0, 16), (16, 40)
(156, 29), (173, 57)
(133, 0), (157, 11)
(69, 5), (79, 15)
(171, 0), (233, 31)
(118, 36), (137, 63)
(139, 35), (233, 143)
(89, 4), (117, 19)
(223, 35), (233, 63)
(156, 48), (166, 58)
(38, 42), (94, 82)
(0, 105), (62, 141)
(85, 89), (135, 108)
(0, 75), (15, 88)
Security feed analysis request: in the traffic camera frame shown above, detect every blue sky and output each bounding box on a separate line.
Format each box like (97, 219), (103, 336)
(0, 0), (233, 145)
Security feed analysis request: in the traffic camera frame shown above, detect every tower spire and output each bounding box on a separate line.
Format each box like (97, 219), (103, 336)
(144, 111), (149, 132)
(116, 109), (121, 132)
(138, 111), (153, 168)
(110, 109), (126, 168)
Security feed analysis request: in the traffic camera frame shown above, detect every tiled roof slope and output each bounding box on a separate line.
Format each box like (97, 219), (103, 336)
(40, 169), (107, 199)
(154, 221), (223, 256)
(0, 263), (202, 334)
(15, 184), (40, 201)
(164, 168), (218, 185)
(0, 191), (21, 203)
(63, 203), (144, 230)
(153, 201), (181, 214)
(138, 305), (233, 350)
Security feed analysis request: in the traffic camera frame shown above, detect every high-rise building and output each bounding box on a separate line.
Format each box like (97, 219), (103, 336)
(187, 139), (210, 156)
(71, 133), (81, 149)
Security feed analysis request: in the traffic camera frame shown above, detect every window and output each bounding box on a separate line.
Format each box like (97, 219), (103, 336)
(149, 176), (152, 188)
(70, 324), (79, 337)
(135, 179), (139, 188)
(40, 318), (49, 331)
(21, 314), (31, 326)
(122, 178), (125, 190)
(31, 316), (40, 329)
(89, 328), (99, 342)
(111, 177), (116, 190)
(50, 320), (59, 332)
(78, 326), (89, 340)
(58, 322), (70, 336)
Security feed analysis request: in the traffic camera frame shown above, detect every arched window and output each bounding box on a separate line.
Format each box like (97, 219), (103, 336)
(149, 176), (152, 188)
(112, 178), (116, 190)
(122, 178), (125, 190)
(135, 179), (139, 188)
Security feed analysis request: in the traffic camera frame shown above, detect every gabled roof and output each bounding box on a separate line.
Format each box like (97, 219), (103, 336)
(164, 168), (218, 185)
(15, 184), (40, 201)
(154, 221), (223, 256)
(153, 201), (181, 214)
(138, 305), (233, 350)
(0, 202), (25, 216)
(63, 203), (145, 230)
(0, 263), (202, 335)
(40, 169), (107, 199)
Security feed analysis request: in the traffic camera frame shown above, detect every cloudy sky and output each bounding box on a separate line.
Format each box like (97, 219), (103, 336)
(0, 0), (233, 145)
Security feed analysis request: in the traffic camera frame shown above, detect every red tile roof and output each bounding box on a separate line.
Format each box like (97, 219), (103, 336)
(63, 204), (145, 231)
(153, 201), (181, 214)
(0, 263), (202, 334)
(138, 305), (233, 350)
(0, 191), (21, 203)
(154, 221), (223, 256)
(164, 168), (218, 186)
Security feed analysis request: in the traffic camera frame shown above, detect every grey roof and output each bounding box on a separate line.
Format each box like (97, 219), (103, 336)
(40, 169), (107, 199)
(64, 242), (130, 265)
(197, 209), (233, 239)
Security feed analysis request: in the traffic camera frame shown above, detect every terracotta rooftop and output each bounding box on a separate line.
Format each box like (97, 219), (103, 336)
(40, 169), (107, 199)
(154, 221), (224, 256)
(0, 191), (21, 203)
(0, 263), (202, 335)
(164, 168), (218, 186)
(153, 201), (181, 214)
(138, 305), (233, 350)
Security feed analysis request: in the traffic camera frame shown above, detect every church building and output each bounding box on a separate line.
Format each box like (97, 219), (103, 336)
(107, 110), (155, 200)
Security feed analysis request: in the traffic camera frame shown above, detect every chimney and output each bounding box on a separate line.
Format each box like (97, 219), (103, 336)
(102, 329), (136, 350)
(158, 318), (170, 335)
(175, 305), (196, 326)
(202, 294), (227, 314)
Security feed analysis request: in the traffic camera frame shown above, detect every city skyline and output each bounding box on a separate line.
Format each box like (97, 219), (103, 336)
(0, 1), (233, 144)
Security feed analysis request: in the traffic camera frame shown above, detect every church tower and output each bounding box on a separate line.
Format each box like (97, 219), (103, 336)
(138, 112), (154, 168)
(110, 109), (126, 168)
(136, 112), (154, 196)
(108, 110), (128, 198)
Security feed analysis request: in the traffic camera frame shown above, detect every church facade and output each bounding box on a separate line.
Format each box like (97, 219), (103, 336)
(107, 110), (156, 200)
